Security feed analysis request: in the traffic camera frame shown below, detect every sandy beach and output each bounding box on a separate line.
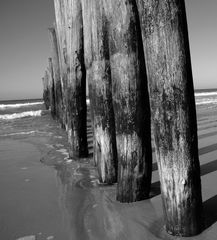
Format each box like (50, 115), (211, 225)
(1, 0), (217, 239)
(0, 102), (216, 240)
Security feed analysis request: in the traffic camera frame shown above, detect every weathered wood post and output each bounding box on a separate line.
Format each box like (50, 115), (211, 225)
(81, 0), (118, 183)
(136, 0), (203, 236)
(42, 74), (50, 110)
(66, 0), (88, 158)
(48, 58), (56, 118)
(48, 27), (64, 126)
(54, 0), (88, 157)
(103, 0), (153, 201)
(53, 0), (69, 129)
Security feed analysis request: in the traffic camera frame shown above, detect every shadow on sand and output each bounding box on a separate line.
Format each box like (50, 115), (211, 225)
(150, 157), (217, 229)
(204, 195), (217, 228)
(151, 158), (217, 194)
(150, 136), (217, 228)
(151, 143), (217, 174)
(151, 138), (217, 196)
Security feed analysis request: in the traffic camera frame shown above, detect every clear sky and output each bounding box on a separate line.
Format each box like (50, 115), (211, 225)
(0, 0), (217, 100)
(0, 0), (55, 100)
(186, 0), (217, 90)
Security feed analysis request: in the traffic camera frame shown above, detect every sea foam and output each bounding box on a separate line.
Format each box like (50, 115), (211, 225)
(0, 110), (42, 120)
(196, 99), (217, 105)
(195, 91), (217, 97)
(0, 101), (43, 109)
(0, 131), (37, 137)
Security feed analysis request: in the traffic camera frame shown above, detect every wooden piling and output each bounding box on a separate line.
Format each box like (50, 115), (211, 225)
(81, 0), (118, 183)
(103, 0), (153, 201)
(136, 0), (203, 236)
(53, 0), (69, 129)
(48, 27), (64, 125)
(66, 0), (88, 158)
(48, 58), (56, 118)
(42, 75), (50, 110)
(54, 0), (88, 157)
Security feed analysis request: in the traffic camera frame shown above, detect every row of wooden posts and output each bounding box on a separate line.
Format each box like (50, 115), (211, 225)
(42, 0), (203, 237)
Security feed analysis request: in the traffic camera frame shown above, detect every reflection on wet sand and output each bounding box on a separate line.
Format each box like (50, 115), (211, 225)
(0, 140), (70, 240)
(55, 162), (94, 239)
(2, 104), (217, 239)
(54, 159), (162, 240)
(51, 108), (217, 240)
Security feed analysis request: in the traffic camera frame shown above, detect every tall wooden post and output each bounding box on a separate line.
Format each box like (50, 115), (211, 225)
(136, 0), (203, 236)
(48, 58), (56, 118)
(48, 27), (64, 126)
(53, 0), (68, 129)
(54, 0), (88, 157)
(81, 0), (118, 183)
(103, 0), (153, 201)
(66, 0), (88, 158)
(42, 75), (50, 110)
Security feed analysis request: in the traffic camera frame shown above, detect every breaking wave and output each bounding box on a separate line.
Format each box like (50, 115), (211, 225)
(196, 99), (217, 106)
(0, 110), (42, 120)
(0, 131), (37, 137)
(195, 91), (217, 97)
(195, 90), (217, 106)
(0, 101), (43, 109)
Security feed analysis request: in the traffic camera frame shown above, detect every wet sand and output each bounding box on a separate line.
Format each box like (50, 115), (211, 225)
(0, 140), (70, 240)
(1, 107), (217, 239)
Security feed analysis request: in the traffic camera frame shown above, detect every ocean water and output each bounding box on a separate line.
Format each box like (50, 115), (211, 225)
(1, 89), (217, 240)
(0, 99), (99, 240)
(195, 88), (217, 109)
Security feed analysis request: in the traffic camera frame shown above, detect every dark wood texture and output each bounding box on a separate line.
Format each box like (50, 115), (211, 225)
(54, 0), (88, 157)
(48, 58), (56, 118)
(81, 0), (118, 183)
(67, 0), (88, 158)
(136, 0), (203, 236)
(53, 0), (68, 129)
(48, 27), (64, 125)
(103, 0), (153, 202)
(42, 74), (50, 110)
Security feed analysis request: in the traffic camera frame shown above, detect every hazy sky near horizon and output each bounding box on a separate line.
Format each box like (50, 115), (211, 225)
(0, 0), (217, 100)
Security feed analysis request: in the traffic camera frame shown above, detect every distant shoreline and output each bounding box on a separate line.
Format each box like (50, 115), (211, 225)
(194, 88), (217, 92)
(0, 98), (43, 104)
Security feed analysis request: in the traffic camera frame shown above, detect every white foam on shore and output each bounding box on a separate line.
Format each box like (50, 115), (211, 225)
(46, 236), (54, 240)
(0, 131), (53, 137)
(0, 101), (43, 109)
(86, 99), (90, 105)
(0, 131), (37, 137)
(16, 235), (35, 240)
(56, 148), (69, 156)
(195, 91), (217, 97)
(196, 99), (217, 105)
(0, 110), (42, 120)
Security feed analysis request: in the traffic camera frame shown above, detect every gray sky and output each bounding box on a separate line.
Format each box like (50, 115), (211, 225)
(186, 0), (217, 90)
(0, 0), (55, 100)
(0, 0), (217, 100)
